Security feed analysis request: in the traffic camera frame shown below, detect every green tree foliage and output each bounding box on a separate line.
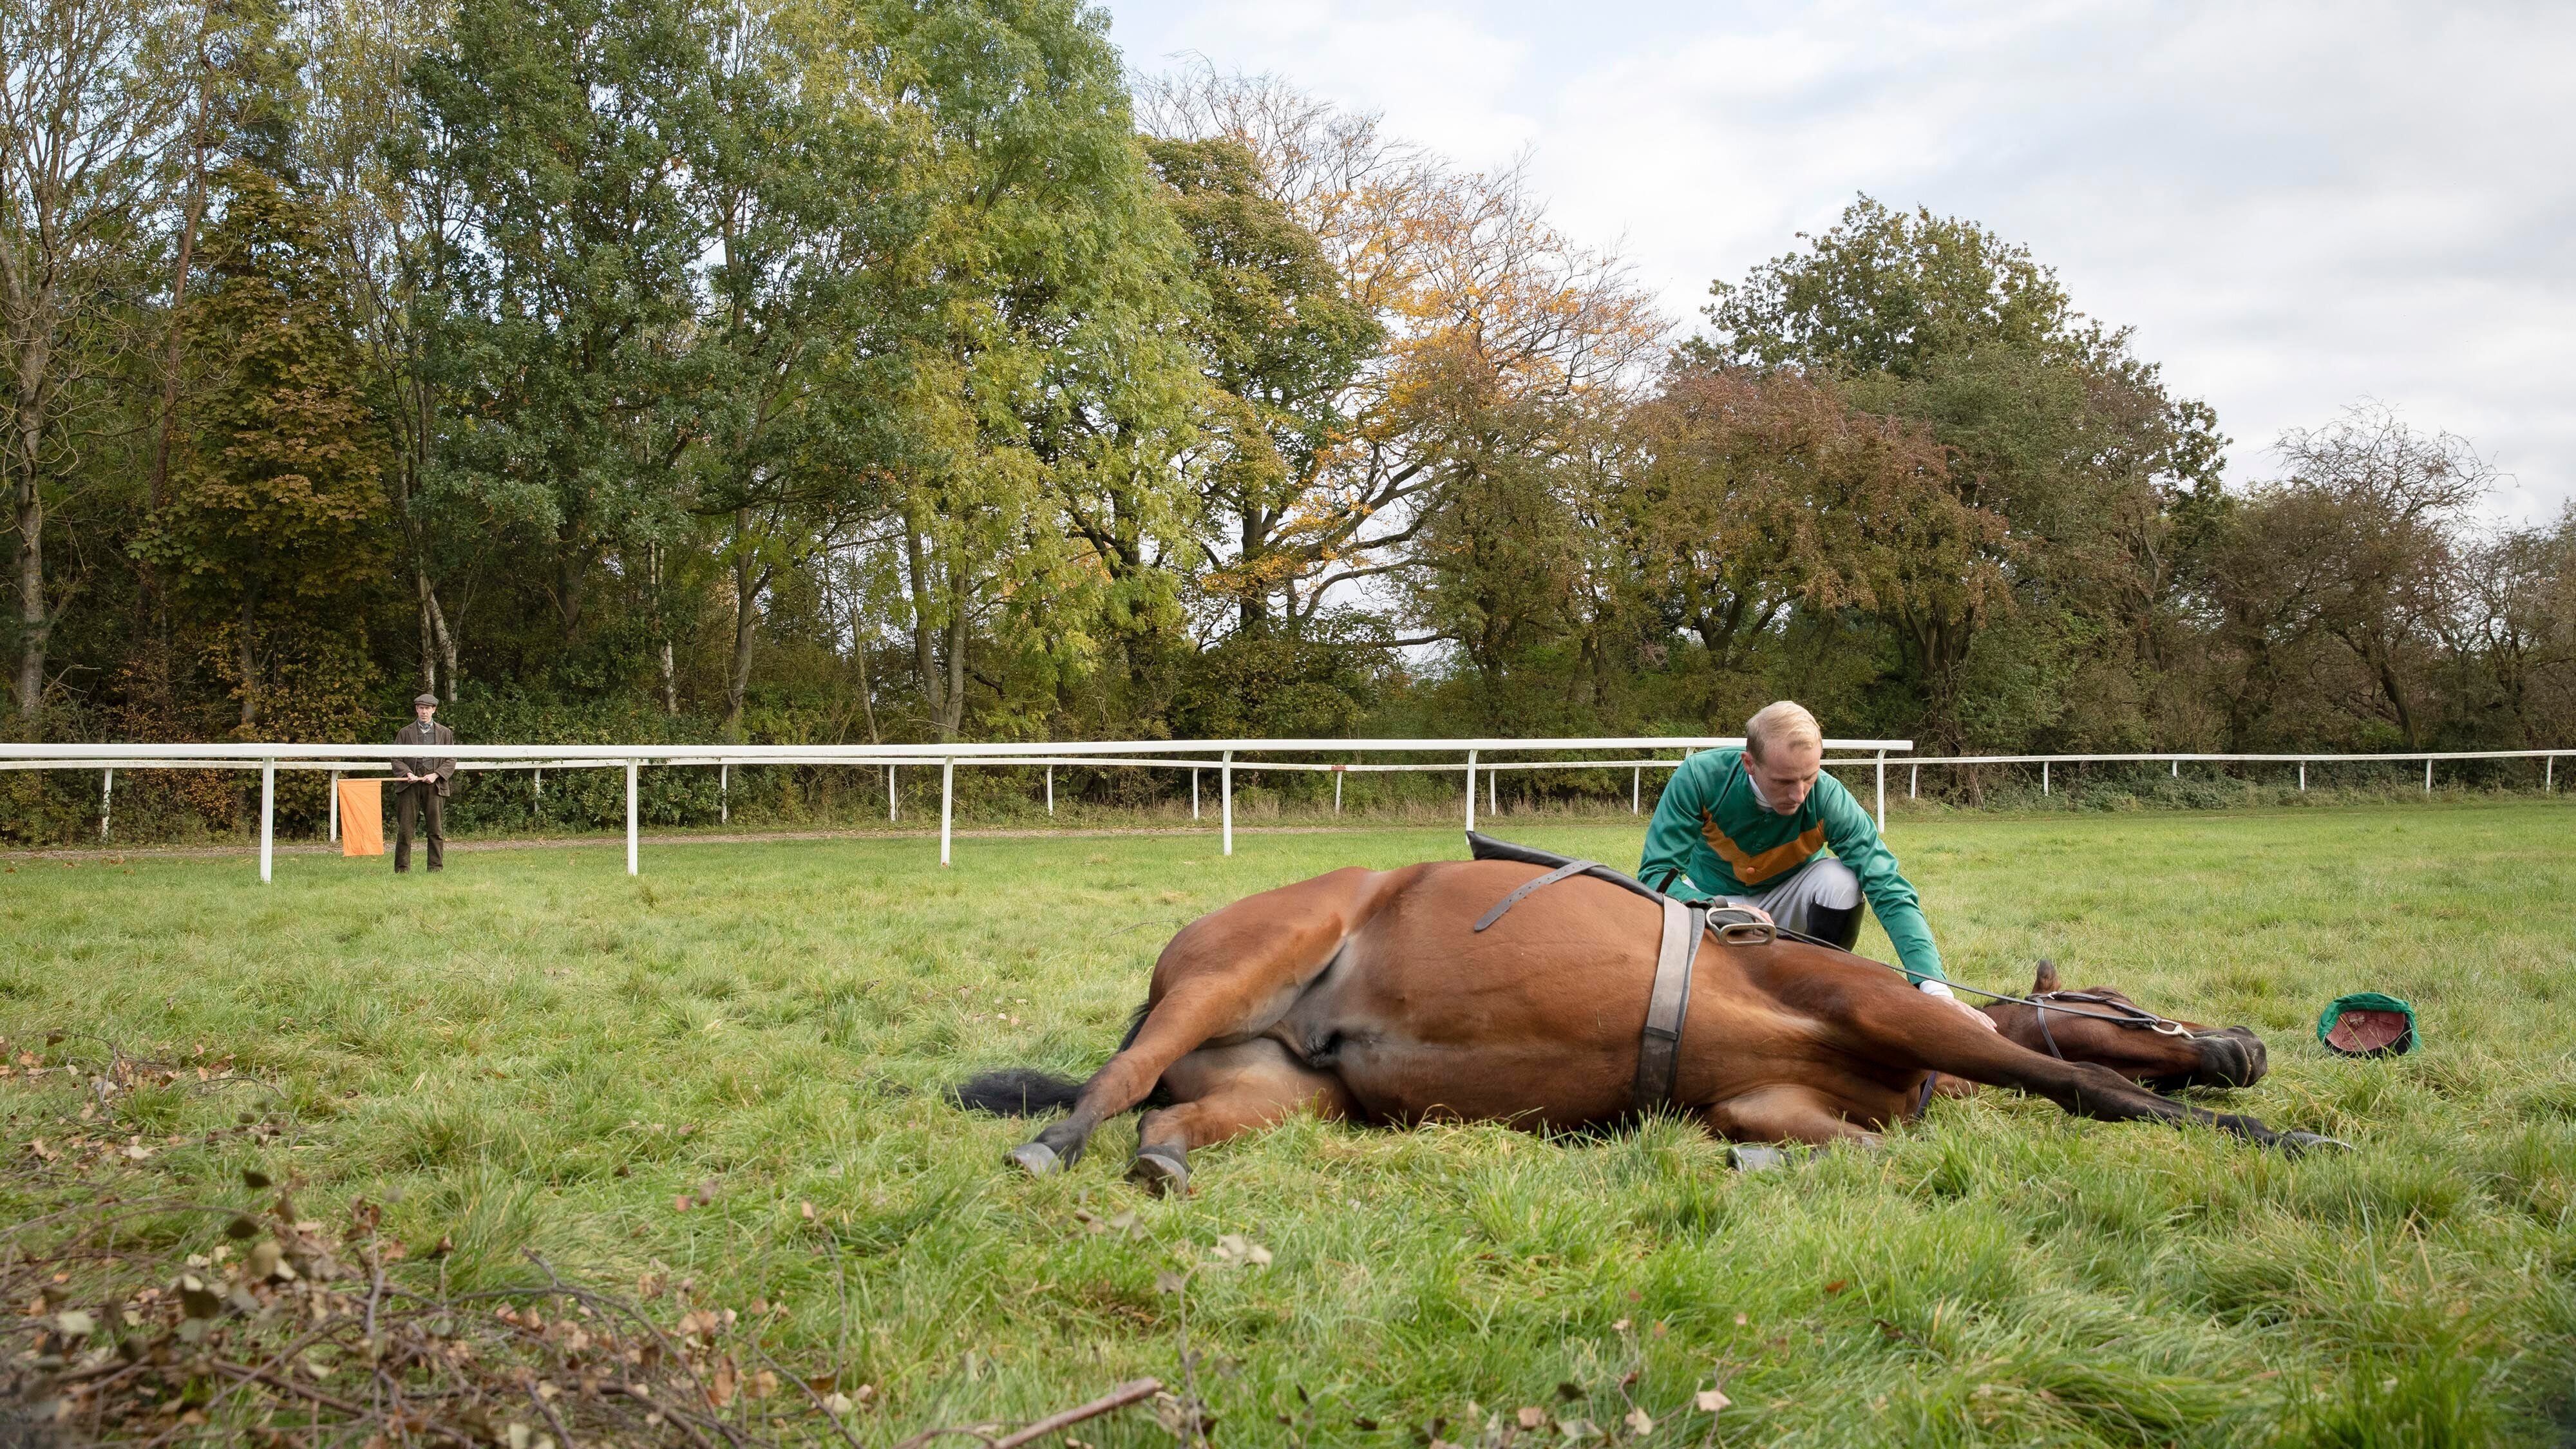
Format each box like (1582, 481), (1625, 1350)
(1700, 196), (2227, 750)
(5, 30), (2570, 832)
(135, 163), (390, 738)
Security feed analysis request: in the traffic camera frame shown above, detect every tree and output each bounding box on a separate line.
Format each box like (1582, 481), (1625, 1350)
(2212, 404), (2489, 748)
(135, 163), (390, 734)
(864, 0), (1202, 741)
(0, 0), (185, 716)
(1146, 135), (1379, 638)
(1700, 196), (2224, 750)
(410, 0), (708, 681)
(1140, 68), (1664, 641)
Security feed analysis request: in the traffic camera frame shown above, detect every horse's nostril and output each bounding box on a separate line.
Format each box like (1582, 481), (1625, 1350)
(2199, 1029), (2268, 1087)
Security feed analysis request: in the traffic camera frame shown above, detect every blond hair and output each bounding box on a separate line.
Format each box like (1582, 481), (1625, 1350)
(1745, 701), (1823, 762)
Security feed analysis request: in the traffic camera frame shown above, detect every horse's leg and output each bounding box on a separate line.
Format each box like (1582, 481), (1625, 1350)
(1830, 983), (2315, 1148)
(1126, 1039), (1354, 1197)
(1704, 1083), (1880, 1147)
(1009, 866), (1405, 1175)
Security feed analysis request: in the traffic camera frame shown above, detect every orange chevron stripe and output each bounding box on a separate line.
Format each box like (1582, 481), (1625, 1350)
(1701, 813), (1824, 887)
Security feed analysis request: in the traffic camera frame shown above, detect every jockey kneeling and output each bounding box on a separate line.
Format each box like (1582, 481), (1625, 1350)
(1638, 701), (1994, 1033)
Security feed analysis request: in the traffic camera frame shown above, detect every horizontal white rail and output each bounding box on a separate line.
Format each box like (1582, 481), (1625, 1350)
(0, 735), (1911, 764)
(10, 737), (2566, 884)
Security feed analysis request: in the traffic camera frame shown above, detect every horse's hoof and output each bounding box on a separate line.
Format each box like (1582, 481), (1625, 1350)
(2278, 1131), (2354, 1155)
(1727, 1144), (1790, 1173)
(1005, 1141), (1061, 1177)
(1127, 1150), (1190, 1197)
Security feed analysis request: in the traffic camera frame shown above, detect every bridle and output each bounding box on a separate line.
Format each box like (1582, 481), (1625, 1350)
(2023, 989), (2192, 1061)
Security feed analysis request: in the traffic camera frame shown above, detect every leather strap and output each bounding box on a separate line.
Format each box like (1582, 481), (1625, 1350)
(1472, 858), (1602, 931)
(1634, 900), (1705, 1110)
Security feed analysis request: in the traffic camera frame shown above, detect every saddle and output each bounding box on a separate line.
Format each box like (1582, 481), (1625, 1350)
(1464, 831), (1786, 1112)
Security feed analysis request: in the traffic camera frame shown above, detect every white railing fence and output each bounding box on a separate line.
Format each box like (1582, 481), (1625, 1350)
(2, 739), (2566, 883)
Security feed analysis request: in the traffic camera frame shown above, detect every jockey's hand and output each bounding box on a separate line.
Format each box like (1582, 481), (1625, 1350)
(1920, 980), (1998, 1032)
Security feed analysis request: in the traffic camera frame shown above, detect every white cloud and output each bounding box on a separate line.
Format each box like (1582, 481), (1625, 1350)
(1108, 0), (2576, 522)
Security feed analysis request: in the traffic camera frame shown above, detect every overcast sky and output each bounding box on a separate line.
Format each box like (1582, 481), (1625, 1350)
(1103, 1), (2574, 524)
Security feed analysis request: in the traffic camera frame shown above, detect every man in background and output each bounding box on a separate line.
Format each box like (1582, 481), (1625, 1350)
(393, 694), (456, 873)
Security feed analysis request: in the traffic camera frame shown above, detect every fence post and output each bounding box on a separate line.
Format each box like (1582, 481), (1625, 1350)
(2172, 759), (2179, 777)
(534, 766), (542, 802)
(1220, 750), (1233, 857)
(1464, 750), (1478, 833)
(1191, 768), (1200, 820)
(1633, 765), (1641, 814)
(888, 764), (897, 823)
(1875, 752), (1886, 829)
(1046, 764), (1054, 815)
(1909, 764), (1918, 799)
(2298, 761), (2306, 791)
(102, 767), (113, 843)
(2550, 755), (2556, 793)
(940, 757), (954, 866)
(1489, 765), (1498, 816)
(2042, 761), (2049, 796)
(625, 761), (639, 876)
(327, 768), (338, 842)
(1334, 767), (1343, 813)
(259, 759), (275, 883)
(720, 762), (729, 825)
(2425, 758), (2432, 793)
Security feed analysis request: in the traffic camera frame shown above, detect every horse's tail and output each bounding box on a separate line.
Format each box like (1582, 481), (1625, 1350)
(952, 1001), (1153, 1117)
(952, 1066), (1086, 1116)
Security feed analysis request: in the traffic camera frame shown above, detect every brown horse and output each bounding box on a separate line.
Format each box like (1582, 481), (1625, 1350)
(961, 859), (2334, 1194)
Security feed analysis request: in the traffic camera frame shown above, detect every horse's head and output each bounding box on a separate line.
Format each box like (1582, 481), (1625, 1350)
(1982, 960), (2267, 1091)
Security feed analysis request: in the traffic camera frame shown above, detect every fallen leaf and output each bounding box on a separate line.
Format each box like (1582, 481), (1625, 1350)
(822, 1392), (855, 1416)
(1624, 1408), (1654, 1437)
(1154, 1271), (1187, 1296)
(800, 1201), (815, 1220)
(1558, 1418), (1596, 1440)
(1518, 1406), (1547, 1428)
(53, 1310), (93, 1338)
(1823, 1279), (1849, 1296)
(1611, 1318), (1631, 1333)
(1694, 1389), (1730, 1413)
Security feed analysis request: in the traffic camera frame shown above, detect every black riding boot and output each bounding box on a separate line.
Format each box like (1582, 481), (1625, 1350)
(1805, 902), (1865, 951)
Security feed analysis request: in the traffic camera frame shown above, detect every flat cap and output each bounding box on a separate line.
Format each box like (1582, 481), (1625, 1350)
(413, 693), (440, 708)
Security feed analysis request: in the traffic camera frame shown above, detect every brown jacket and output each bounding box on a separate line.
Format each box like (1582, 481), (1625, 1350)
(395, 720), (458, 797)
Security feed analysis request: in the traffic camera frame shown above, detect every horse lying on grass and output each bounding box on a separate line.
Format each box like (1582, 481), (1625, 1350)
(960, 857), (2340, 1195)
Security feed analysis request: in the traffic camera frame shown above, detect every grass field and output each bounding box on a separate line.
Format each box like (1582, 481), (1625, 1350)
(3, 802), (2573, 1446)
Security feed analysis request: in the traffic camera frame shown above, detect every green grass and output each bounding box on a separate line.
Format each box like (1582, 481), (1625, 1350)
(4, 802), (2573, 1446)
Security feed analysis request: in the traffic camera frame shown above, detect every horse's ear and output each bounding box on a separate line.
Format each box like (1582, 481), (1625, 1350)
(2032, 959), (2060, 994)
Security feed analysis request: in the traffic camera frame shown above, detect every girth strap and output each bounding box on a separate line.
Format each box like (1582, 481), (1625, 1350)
(1634, 899), (1706, 1110)
(1472, 858), (1603, 931)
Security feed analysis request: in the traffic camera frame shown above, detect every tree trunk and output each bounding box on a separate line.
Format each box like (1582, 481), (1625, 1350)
(415, 570), (439, 697)
(10, 374), (47, 716)
(725, 538), (768, 733)
(903, 517), (946, 726)
(650, 542), (676, 714)
(428, 589), (460, 705)
(942, 582), (969, 741)
(236, 598), (258, 730)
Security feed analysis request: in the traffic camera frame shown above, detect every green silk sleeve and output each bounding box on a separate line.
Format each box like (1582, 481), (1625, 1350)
(1638, 758), (1714, 901)
(1817, 777), (1944, 983)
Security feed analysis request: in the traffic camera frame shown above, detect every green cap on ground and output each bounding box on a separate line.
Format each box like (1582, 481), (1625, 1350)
(2317, 992), (2417, 1056)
